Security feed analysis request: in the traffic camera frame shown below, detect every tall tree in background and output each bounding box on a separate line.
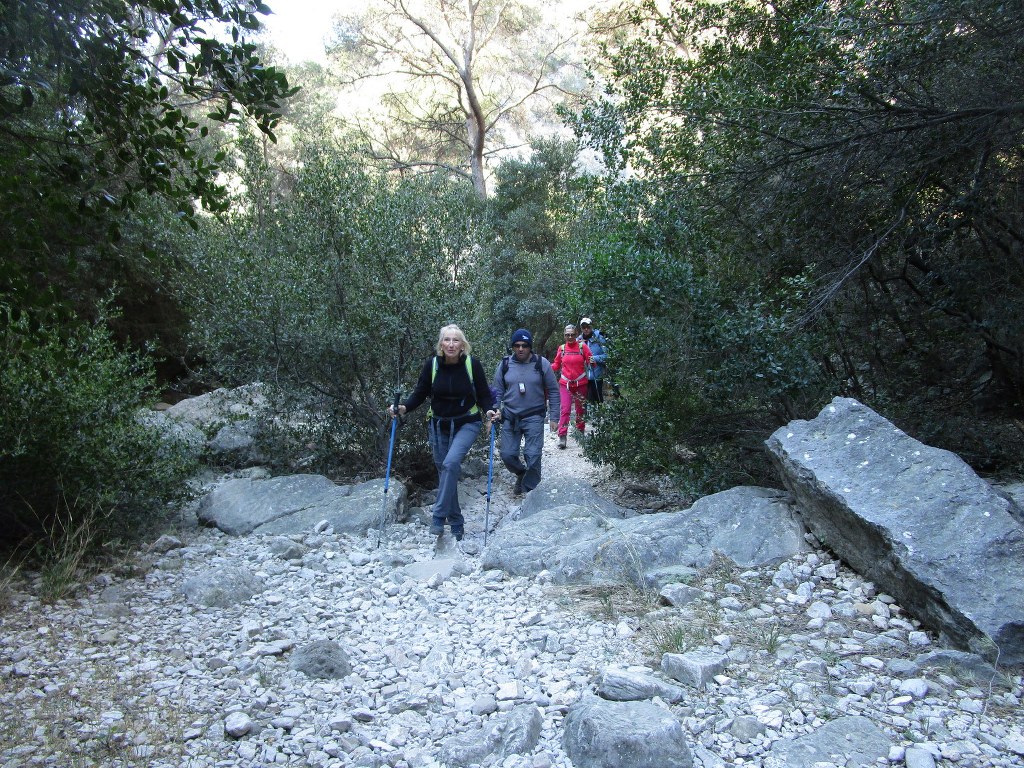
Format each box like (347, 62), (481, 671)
(329, 0), (586, 197)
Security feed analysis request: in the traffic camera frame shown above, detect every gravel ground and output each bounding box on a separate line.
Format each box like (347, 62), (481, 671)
(1, 427), (1022, 768)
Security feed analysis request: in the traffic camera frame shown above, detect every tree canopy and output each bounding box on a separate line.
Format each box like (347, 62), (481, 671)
(1, 0), (295, 319)
(571, 0), (1024, 485)
(0, 0), (295, 556)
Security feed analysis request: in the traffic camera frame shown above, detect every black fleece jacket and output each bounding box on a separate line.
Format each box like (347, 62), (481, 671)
(403, 354), (494, 426)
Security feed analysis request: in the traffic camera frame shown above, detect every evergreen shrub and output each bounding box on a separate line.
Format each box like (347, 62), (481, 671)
(0, 309), (197, 564)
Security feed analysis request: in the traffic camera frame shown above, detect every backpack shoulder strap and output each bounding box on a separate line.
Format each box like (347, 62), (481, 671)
(428, 356), (438, 417)
(432, 355), (475, 382)
(501, 353), (543, 390)
(501, 354), (511, 380)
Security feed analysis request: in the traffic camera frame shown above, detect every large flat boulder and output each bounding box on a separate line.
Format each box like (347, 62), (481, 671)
(197, 474), (406, 536)
(763, 715), (891, 768)
(180, 565), (265, 608)
(482, 485), (808, 584)
(440, 704), (542, 767)
(765, 396), (1024, 665)
(162, 383), (288, 466)
(517, 476), (628, 521)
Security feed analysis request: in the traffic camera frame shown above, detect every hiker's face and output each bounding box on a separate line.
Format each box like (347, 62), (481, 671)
(581, 325), (592, 338)
(512, 342), (531, 361)
(441, 334), (462, 359)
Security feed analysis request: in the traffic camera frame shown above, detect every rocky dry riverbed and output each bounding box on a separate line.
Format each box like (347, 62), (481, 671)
(2, 431), (1023, 767)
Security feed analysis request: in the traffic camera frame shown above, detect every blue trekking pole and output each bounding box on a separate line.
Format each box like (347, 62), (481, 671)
(378, 390), (401, 549)
(484, 420), (496, 546)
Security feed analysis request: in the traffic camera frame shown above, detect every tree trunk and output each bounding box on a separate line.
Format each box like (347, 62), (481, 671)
(466, 114), (487, 197)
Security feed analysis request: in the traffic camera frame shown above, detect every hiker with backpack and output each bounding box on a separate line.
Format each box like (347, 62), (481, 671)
(486, 329), (560, 495)
(551, 323), (594, 448)
(389, 324), (495, 541)
(578, 317), (609, 405)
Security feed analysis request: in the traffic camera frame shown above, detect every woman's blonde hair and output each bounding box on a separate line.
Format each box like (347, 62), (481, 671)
(435, 324), (472, 356)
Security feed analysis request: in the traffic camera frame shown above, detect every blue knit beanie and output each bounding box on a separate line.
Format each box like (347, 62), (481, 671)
(511, 328), (532, 347)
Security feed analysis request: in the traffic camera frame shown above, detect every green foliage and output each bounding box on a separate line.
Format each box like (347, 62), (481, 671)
(489, 139), (580, 253)
(570, 0), (1024, 484)
(0, 0), (296, 349)
(0, 0), (297, 571)
(178, 131), (494, 474)
(1, 0), (294, 219)
(0, 308), (198, 560)
(483, 138), (593, 353)
(576, 213), (828, 492)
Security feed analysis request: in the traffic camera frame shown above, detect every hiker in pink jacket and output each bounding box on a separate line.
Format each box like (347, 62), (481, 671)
(551, 323), (593, 448)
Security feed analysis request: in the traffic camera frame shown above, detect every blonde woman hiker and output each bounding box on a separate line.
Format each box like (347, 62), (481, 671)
(389, 324), (495, 540)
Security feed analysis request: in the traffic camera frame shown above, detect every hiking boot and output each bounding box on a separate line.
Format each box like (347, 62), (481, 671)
(513, 473), (524, 495)
(429, 522), (443, 536)
(558, 434), (567, 449)
(452, 530), (464, 542)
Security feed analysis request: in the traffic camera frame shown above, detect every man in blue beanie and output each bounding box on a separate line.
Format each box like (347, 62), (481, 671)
(486, 329), (560, 495)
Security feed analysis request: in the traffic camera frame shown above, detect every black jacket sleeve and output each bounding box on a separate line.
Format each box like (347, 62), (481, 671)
(402, 357), (435, 414)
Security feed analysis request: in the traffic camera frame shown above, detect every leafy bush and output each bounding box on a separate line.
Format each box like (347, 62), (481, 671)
(176, 134), (498, 478)
(0, 309), (198, 568)
(570, 0), (1024, 486)
(576, 222), (830, 495)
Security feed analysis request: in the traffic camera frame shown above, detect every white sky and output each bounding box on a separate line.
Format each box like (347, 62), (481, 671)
(258, 0), (607, 65)
(259, 1), (355, 64)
